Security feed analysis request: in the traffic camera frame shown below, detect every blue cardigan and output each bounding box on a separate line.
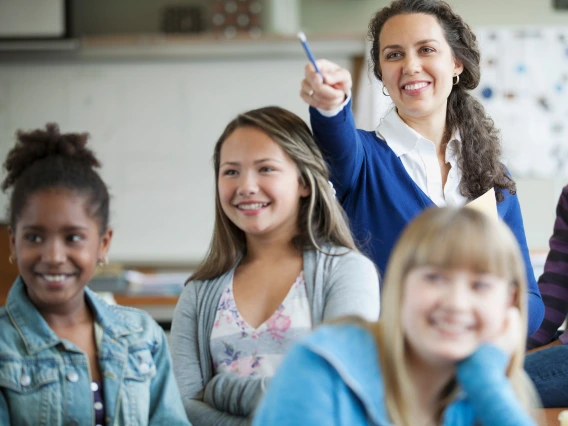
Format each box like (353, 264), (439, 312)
(310, 103), (544, 335)
(253, 324), (536, 426)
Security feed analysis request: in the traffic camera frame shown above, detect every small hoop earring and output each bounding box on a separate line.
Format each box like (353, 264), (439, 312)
(453, 74), (460, 86)
(382, 85), (390, 97)
(97, 256), (109, 267)
(8, 254), (15, 264)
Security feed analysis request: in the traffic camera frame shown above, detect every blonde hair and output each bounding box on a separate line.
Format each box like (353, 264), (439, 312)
(190, 106), (358, 281)
(371, 207), (536, 425)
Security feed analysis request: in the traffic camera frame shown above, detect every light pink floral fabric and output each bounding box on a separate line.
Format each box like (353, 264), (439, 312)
(210, 272), (312, 377)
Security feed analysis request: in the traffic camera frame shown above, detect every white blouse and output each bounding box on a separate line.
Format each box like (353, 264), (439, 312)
(376, 108), (468, 207)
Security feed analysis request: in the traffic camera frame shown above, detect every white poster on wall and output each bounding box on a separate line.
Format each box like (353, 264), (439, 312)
(474, 27), (568, 178)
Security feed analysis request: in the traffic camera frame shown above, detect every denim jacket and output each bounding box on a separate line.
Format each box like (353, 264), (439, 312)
(0, 277), (191, 426)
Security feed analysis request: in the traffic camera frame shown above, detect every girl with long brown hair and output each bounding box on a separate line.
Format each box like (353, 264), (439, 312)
(170, 106), (379, 425)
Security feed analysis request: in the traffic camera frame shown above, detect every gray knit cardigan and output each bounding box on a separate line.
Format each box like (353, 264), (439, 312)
(170, 246), (380, 426)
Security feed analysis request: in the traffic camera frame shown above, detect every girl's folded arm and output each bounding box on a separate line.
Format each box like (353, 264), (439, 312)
(170, 286), (249, 425)
(203, 373), (269, 417)
(186, 399), (250, 426)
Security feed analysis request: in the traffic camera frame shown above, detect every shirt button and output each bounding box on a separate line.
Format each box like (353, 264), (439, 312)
(91, 382), (99, 391)
(20, 374), (31, 387)
(94, 401), (103, 410)
(66, 371), (79, 382)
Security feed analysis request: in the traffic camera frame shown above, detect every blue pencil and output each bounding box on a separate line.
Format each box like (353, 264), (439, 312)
(297, 32), (323, 80)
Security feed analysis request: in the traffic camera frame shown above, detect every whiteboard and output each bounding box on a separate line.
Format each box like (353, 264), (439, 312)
(0, 0), (66, 37)
(0, 56), (351, 264)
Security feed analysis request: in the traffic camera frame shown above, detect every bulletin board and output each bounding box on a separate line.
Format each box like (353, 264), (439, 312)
(474, 27), (568, 178)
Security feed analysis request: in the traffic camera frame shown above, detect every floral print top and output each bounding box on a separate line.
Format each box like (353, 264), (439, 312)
(210, 272), (312, 377)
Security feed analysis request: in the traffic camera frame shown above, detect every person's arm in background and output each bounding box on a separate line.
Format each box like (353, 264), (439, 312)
(502, 190), (544, 336)
(170, 284), (249, 426)
(527, 185), (568, 351)
(301, 60), (366, 202)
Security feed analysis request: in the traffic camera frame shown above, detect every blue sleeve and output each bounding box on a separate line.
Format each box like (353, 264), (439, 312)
(0, 389), (9, 426)
(456, 345), (536, 426)
(309, 100), (365, 201)
(252, 344), (338, 426)
(149, 325), (193, 425)
(501, 191), (544, 336)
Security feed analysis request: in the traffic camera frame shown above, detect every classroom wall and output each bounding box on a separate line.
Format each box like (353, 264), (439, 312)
(300, 0), (568, 32)
(0, 47), (354, 264)
(1, 0), (567, 263)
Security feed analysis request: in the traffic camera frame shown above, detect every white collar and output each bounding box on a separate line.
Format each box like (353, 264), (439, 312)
(376, 109), (462, 164)
(445, 133), (461, 165)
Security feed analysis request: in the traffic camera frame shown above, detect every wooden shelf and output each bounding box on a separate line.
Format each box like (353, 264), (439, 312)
(540, 407), (567, 425)
(113, 294), (179, 306)
(0, 293), (179, 307)
(0, 39), (79, 52)
(0, 33), (366, 61)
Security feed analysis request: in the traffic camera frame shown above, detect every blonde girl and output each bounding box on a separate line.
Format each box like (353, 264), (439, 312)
(254, 207), (537, 426)
(170, 106), (379, 425)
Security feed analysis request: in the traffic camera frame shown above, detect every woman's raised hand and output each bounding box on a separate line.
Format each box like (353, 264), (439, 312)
(300, 59), (353, 111)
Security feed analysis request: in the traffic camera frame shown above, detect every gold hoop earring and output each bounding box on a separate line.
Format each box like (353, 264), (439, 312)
(382, 85), (390, 97)
(97, 256), (109, 267)
(8, 254), (15, 264)
(453, 74), (460, 86)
